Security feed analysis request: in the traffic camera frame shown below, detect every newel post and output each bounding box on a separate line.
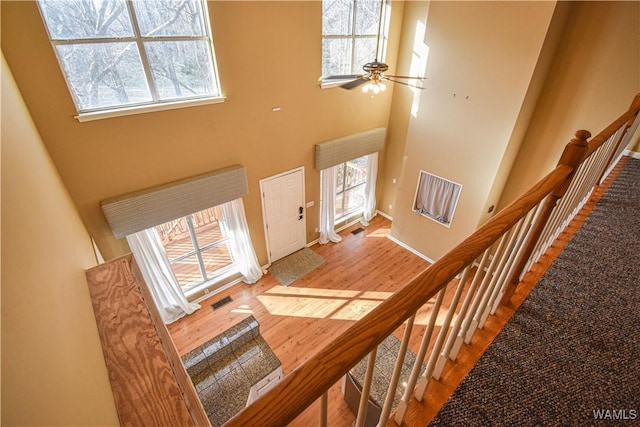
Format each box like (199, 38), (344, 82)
(500, 130), (591, 305)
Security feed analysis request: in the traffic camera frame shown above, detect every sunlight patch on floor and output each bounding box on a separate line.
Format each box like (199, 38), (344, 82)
(256, 295), (349, 319)
(230, 304), (254, 315)
(365, 226), (391, 238)
(330, 299), (384, 321)
(256, 287), (393, 320)
(264, 286), (361, 298)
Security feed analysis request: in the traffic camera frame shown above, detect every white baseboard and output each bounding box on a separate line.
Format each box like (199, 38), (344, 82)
(376, 210), (393, 221)
(386, 235), (436, 264)
(624, 149), (640, 159)
(309, 210), (392, 248)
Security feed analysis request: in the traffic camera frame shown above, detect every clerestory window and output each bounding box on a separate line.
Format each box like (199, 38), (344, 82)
(37, 0), (222, 120)
(321, 0), (387, 79)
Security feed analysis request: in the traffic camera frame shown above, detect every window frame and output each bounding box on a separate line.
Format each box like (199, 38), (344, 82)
(156, 207), (238, 298)
(335, 156), (368, 222)
(37, 0), (224, 122)
(320, 0), (389, 87)
(412, 170), (462, 228)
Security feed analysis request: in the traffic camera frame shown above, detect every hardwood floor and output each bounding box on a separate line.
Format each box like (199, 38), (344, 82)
(168, 157), (626, 427)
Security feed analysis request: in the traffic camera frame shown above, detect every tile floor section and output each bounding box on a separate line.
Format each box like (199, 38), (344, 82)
(181, 315), (282, 426)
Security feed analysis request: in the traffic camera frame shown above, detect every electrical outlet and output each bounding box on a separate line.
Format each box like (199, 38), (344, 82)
(315, 227), (318, 232)
(388, 204), (393, 210)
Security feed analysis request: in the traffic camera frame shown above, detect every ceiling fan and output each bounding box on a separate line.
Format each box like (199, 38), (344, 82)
(323, 0), (425, 93)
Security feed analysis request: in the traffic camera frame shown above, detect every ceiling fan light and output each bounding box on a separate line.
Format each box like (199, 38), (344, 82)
(379, 82), (387, 92)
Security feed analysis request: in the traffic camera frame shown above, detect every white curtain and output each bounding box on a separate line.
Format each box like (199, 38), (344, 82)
(127, 228), (200, 324)
(361, 152), (378, 226)
(415, 173), (461, 224)
(220, 198), (264, 284)
(319, 167), (342, 244)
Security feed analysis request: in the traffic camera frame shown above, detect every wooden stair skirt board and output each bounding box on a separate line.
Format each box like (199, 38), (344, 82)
(85, 254), (210, 427)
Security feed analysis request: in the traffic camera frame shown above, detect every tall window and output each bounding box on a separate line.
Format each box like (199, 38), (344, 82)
(37, 0), (221, 114)
(155, 206), (235, 295)
(335, 155), (368, 221)
(321, 0), (386, 77)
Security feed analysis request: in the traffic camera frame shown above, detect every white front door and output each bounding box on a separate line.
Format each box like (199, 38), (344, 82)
(260, 167), (306, 263)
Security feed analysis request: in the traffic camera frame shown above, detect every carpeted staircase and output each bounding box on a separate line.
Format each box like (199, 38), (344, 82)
(430, 158), (640, 426)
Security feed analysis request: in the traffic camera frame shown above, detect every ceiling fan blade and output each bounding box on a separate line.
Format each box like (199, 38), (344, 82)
(341, 77), (369, 90)
(384, 75), (427, 80)
(384, 77), (425, 89)
(323, 74), (364, 80)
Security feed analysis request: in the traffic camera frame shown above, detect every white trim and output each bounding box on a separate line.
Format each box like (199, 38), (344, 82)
(191, 275), (242, 304)
(624, 149), (640, 159)
(319, 79), (351, 89)
(376, 210), (393, 221)
(307, 210), (388, 248)
(412, 170), (462, 228)
(76, 96), (226, 122)
(336, 215), (366, 234)
(306, 238), (320, 248)
(601, 150), (626, 184)
(259, 166), (306, 265)
(386, 235), (435, 264)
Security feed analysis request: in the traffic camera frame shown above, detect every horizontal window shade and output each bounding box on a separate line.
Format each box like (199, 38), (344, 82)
(315, 127), (386, 170)
(102, 165), (248, 238)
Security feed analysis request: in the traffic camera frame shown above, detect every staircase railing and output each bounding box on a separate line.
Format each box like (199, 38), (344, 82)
(225, 94), (640, 427)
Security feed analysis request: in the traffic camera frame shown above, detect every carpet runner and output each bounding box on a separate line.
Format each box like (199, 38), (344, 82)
(429, 158), (640, 426)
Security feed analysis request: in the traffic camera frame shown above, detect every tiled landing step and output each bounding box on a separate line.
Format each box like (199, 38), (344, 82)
(181, 315), (282, 426)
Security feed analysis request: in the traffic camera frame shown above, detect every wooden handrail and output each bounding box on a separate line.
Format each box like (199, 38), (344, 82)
(501, 93), (640, 304)
(225, 165), (573, 427)
(226, 93), (640, 427)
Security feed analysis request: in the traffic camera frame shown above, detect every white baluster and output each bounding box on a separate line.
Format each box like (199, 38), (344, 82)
(319, 391), (328, 427)
(445, 249), (491, 362)
(376, 314), (416, 427)
(394, 287), (446, 425)
(354, 348), (377, 427)
(416, 266), (471, 396)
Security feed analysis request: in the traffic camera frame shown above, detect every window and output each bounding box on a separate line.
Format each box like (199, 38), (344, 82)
(321, 0), (387, 78)
(155, 206), (235, 295)
(37, 0), (222, 117)
(413, 171), (462, 227)
(335, 155), (368, 221)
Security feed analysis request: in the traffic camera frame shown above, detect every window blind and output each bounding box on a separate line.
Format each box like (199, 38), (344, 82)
(102, 165), (248, 238)
(315, 127), (386, 170)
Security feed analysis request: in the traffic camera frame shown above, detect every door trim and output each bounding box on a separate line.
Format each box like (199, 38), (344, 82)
(259, 166), (306, 265)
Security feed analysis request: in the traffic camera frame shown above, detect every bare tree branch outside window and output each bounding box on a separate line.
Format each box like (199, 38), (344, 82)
(38, 0), (220, 113)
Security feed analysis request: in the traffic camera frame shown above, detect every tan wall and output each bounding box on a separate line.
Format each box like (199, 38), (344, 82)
(379, 1), (431, 218)
(475, 1), (571, 227)
(1, 0), (404, 263)
(497, 1), (640, 209)
(1, 54), (119, 426)
(390, 1), (557, 260)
